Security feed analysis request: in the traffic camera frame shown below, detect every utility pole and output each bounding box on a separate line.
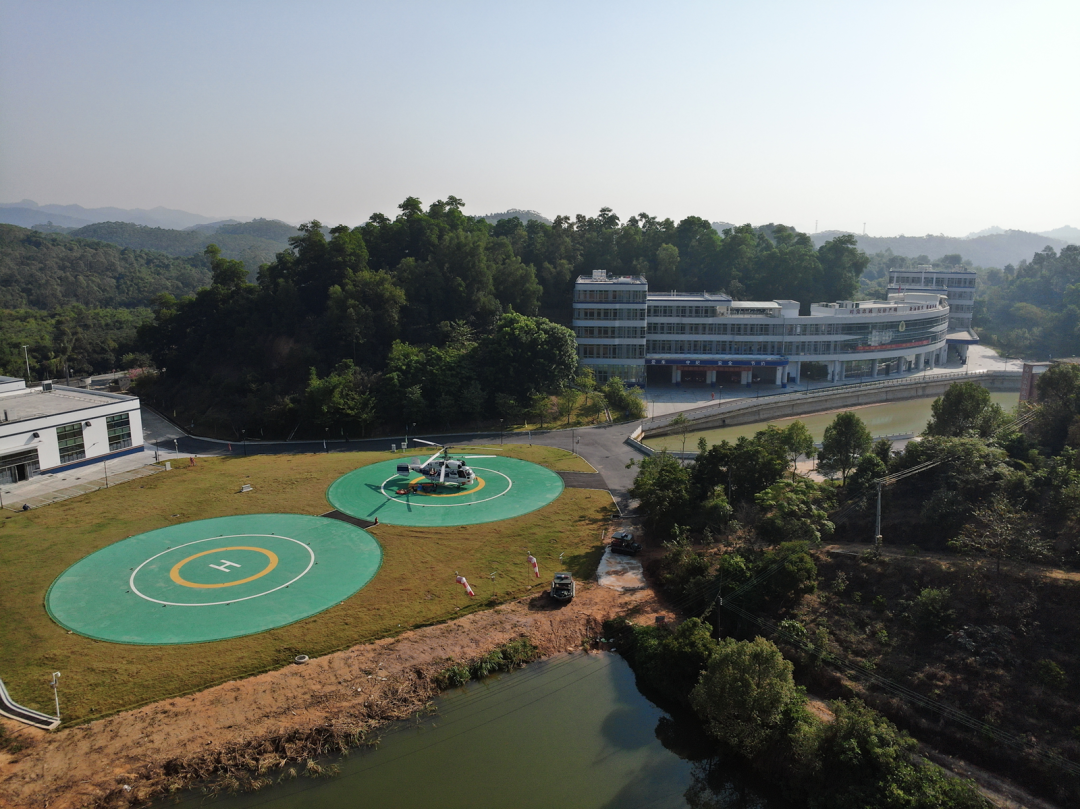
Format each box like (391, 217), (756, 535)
(22, 345), (30, 382)
(875, 480), (883, 548)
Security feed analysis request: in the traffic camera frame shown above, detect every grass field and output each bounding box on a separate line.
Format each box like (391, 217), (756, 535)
(0, 446), (610, 725)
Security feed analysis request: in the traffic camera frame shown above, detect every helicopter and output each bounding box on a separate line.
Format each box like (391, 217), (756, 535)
(396, 440), (495, 488)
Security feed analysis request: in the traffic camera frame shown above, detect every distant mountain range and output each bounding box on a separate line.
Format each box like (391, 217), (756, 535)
(809, 229), (1076, 269)
(0, 200), (239, 230)
(2, 200), (1075, 270)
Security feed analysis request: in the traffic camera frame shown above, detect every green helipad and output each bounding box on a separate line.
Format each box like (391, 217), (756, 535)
(326, 456), (564, 527)
(45, 514), (382, 645)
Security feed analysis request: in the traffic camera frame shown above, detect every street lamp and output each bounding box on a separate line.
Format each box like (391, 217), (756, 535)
(173, 439), (178, 457)
(499, 418), (504, 446)
(405, 422), (415, 449)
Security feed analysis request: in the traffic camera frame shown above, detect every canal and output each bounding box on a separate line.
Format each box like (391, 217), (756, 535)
(643, 392), (1020, 452)
(165, 653), (777, 809)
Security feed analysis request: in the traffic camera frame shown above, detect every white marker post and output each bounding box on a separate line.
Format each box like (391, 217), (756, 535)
(49, 672), (60, 721)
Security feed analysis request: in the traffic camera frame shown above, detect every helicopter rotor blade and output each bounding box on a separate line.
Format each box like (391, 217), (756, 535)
(413, 439), (440, 448)
(461, 455), (495, 459)
(440, 462), (447, 483)
(422, 449), (443, 467)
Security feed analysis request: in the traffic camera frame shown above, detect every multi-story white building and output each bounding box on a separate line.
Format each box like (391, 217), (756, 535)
(886, 265), (976, 331)
(0, 376), (143, 485)
(573, 272), (952, 388)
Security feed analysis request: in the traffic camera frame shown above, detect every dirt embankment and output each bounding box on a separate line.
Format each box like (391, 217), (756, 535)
(0, 584), (666, 809)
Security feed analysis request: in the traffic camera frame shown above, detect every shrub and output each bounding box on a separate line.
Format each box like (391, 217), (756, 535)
(1036, 659), (1068, 691)
(907, 587), (954, 632)
(690, 637), (806, 758)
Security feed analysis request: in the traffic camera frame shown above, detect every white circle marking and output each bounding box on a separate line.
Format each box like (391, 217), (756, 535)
(378, 467), (513, 508)
(129, 534), (315, 607)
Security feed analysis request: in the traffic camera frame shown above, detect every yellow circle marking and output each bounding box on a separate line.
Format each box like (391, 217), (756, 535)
(409, 475), (486, 497)
(170, 546), (279, 589)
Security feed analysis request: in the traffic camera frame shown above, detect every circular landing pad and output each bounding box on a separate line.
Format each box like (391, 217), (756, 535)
(326, 456), (564, 527)
(45, 514), (382, 645)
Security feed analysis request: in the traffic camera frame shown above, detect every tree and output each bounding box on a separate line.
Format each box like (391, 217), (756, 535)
(556, 385), (579, 425)
(629, 451), (692, 533)
(303, 360), (377, 436)
(575, 366), (596, 405)
(690, 433), (788, 505)
(1032, 362), (1080, 452)
(205, 244), (249, 290)
(949, 493), (1050, 574)
(690, 637), (803, 758)
(601, 377), (646, 420)
(779, 421), (816, 481)
(925, 381), (1006, 438)
(801, 700), (987, 809)
(756, 480), (835, 545)
(479, 312), (578, 409)
(670, 413), (691, 456)
(819, 412), (873, 484)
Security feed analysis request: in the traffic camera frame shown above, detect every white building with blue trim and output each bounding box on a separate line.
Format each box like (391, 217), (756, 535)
(573, 270), (951, 388)
(0, 376), (143, 485)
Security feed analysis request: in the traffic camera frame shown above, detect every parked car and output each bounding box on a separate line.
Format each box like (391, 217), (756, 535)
(610, 531), (641, 555)
(550, 572), (575, 601)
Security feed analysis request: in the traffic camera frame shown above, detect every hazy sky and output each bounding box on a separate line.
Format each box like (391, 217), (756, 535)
(2, 1), (1077, 236)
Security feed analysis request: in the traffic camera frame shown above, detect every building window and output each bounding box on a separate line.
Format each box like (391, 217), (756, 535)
(107, 413), (133, 451)
(57, 423), (86, 464)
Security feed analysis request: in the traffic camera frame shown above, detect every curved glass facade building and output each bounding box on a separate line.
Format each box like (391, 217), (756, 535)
(573, 271), (950, 388)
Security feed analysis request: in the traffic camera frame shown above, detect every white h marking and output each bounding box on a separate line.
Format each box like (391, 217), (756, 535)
(209, 560), (241, 573)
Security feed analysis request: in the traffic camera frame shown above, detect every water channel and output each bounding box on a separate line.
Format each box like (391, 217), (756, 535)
(166, 653), (779, 809)
(643, 392), (1021, 452)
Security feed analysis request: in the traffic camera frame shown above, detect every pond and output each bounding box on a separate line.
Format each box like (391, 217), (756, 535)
(644, 392), (1020, 451)
(166, 653), (779, 809)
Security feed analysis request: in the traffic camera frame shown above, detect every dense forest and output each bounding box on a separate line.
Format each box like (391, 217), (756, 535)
(65, 218), (299, 269)
(974, 245), (1080, 360)
(626, 371), (1080, 806)
(0, 225), (211, 378)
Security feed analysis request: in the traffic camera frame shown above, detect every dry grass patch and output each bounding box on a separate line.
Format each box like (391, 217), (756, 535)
(0, 447), (610, 724)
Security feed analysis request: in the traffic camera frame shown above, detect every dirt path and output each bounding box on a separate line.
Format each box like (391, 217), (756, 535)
(820, 541), (1080, 583)
(0, 583), (668, 809)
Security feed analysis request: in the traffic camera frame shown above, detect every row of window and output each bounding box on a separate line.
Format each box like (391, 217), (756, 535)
(574, 308), (646, 321)
(56, 414), (132, 464)
(891, 276), (976, 288)
(574, 325), (647, 339)
(573, 289), (647, 302)
(578, 344), (646, 359)
(645, 305), (727, 318)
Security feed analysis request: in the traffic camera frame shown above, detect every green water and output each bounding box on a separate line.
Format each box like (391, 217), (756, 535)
(167, 653), (775, 809)
(644, 392), (1020, 451)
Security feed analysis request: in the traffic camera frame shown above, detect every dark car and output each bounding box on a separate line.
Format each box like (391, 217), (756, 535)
(550, 572), (575, 601)
(610, 531), (641, 555)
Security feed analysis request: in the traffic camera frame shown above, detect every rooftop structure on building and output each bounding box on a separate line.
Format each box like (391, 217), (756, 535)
(573, 271), (961, 389)
(0, 376), (143, 486)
